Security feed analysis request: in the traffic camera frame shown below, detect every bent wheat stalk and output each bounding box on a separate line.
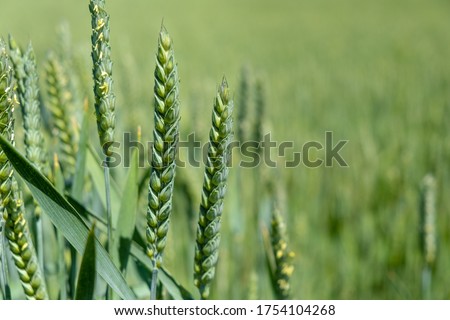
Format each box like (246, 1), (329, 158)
(0, 40), (48, 299)
(194, 78), (233, 299)
(146, 26), (180, 300)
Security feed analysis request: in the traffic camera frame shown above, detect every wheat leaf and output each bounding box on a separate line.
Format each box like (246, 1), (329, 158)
(75, 223), (97, 300)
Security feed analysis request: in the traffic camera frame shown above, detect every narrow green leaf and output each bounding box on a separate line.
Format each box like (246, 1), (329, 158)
(0, 134), (136, 300)
(53, 155), (67, 299)
(71, 102), (89, 200)
(113, 148), (139, 273)
(75, 223), (97, 300)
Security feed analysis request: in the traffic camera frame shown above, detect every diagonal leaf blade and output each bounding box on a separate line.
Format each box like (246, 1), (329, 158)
(0, 134), (136, 300)
(75, 223), (97, 300)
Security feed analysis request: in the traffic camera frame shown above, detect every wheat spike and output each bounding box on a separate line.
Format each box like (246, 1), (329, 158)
(8, 37), (51, 180)
(45, 52), (77, 181)
(89, 0), (116, 157)
(194, 78), (233, 299)
(270, 207), (294, 300)
(146, 26), (180, 271)
(0, 40), (48, 299)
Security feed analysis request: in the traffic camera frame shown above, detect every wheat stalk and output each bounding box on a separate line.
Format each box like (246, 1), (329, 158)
(194, 77), (233, 299)
(0, 40), (48, 299)
(146, 26), (180, 299)
(269, 206), (294, 300)
(45, 52), (77, 182)
(89, 0), (116, 157)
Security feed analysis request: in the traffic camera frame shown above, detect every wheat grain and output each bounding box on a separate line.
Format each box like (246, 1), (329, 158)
(0, 40), (48, 299)
(194, 77), (233, 299)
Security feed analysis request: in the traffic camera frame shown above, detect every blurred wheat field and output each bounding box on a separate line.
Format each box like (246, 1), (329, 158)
(1, 0), (450, 299)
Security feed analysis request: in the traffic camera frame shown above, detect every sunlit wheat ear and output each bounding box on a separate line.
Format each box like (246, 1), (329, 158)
(146, 26), (180, 270)
(270, 207), (295, 300)
(45, 52), (77, 182)
(0, 40), (48, 300)
(194, 78), (233, 299)
(89, 0), (116, 157)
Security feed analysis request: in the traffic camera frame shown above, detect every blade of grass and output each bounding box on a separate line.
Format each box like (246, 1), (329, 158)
(75, 223), (97, 300)
(113, 146), (139, 273)
(53, 155), (67, 299)
(0, 134), (136, 300)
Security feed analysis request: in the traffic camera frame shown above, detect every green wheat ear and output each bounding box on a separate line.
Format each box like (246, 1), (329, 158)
(270, 207), (295, 300)
(45, 52), (77, 182)
(146, 26), (180, 269)
(194, 78), (233, 299)
(89, 0), (116, 157)
(8, 37), (51, 180)
(0, 40), (48, 300)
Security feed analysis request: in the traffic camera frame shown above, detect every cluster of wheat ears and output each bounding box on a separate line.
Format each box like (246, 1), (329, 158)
(0, 0), (296, 300)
